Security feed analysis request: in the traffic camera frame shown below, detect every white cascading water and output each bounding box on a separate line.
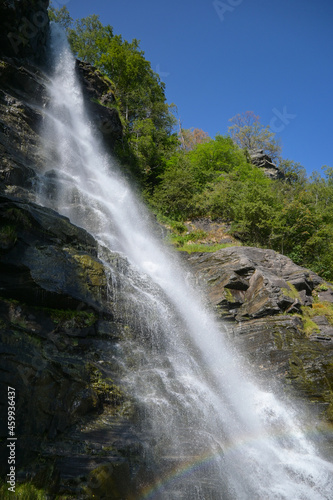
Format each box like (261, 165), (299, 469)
(39, 25), (333, 499)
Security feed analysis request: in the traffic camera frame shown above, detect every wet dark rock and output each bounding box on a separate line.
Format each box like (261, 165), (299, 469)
(76, 60), (114, 102)
(0, 195), (109, 308)
(186, 246), (333, 423)
(76, 60), (123, 148)
(0, 58), (49, 200)
(0, 194), (145, 494)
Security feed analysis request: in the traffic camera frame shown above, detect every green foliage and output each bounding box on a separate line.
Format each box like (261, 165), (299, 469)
(168, 229), (207, 246)
(299, 300), (333, 337)
(279, 159), (307, 185)
(47, 308), (97, 327)
(175, 242), (236, 254)
(151, 135), (250, 219)
(99, 36), (159, 123)
(97, 34), (177, 184)
(283, 282), (300, 300)
(0, 482), (47, 499)
(151, 152), (197, 218)
(0, 225), (17, 248)
(188, 135), (247, 186)
(68, 15), (113, 66)
(48, 3), (73, 30)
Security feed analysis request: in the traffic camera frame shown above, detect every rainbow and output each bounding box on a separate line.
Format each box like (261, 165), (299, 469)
(139, 449), (221, 499)
(139, 425), (333, 499)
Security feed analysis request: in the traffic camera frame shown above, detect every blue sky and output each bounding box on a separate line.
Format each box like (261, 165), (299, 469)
(52, 0), (333, 176)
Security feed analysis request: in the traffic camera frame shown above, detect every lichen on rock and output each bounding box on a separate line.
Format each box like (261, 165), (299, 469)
(186, 246), (333, 424)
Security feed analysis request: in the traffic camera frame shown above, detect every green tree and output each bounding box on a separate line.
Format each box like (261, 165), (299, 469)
(188, 135), (248, 188)
(151, 135), (252, 219)
(97, 35), (177, 184)
(99, 36), (166, 126)
(151, 153), (197, 218)
(48, 2), (73, 30)
(228, 111), (281, 162)
(68, 15), (113, 66)
(278, 159), (307, 185)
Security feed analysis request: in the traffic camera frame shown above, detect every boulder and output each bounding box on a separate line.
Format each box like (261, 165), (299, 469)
(187, 246), (319, 321)
(250, 149), (284, 180)
(185, 246), (333, 424)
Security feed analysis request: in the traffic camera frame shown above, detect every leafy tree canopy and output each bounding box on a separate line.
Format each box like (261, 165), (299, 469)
(48, 3), (73, 29)
(48, 3), (177, 186)
(68, 15), (113, 66)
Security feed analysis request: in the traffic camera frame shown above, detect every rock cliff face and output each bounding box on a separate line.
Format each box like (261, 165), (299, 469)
(76, 60), (123, 150)
(0, 5), (136, 497)
(250, 149), (284, 180)
(186, 247), (333, 427)
(0, 193), (144, 496)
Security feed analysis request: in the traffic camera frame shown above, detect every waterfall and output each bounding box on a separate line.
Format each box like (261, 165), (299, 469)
(40, 24), (333, 499)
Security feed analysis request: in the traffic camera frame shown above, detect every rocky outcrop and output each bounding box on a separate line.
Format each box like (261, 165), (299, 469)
(0, 195), (109, 309)
(0, 193), (145, 496)
(76, 61), (123, 148)
(0, 57), (49, 201)
(186, 247), (333, 424)
(187, 247), (320, 321)
(0, 57), (122, 204)
(250, 149), (284, 180)
(0, 0), (50, 63)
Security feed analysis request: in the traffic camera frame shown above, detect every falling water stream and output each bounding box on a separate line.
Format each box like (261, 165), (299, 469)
(39, 25), (333, 499)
